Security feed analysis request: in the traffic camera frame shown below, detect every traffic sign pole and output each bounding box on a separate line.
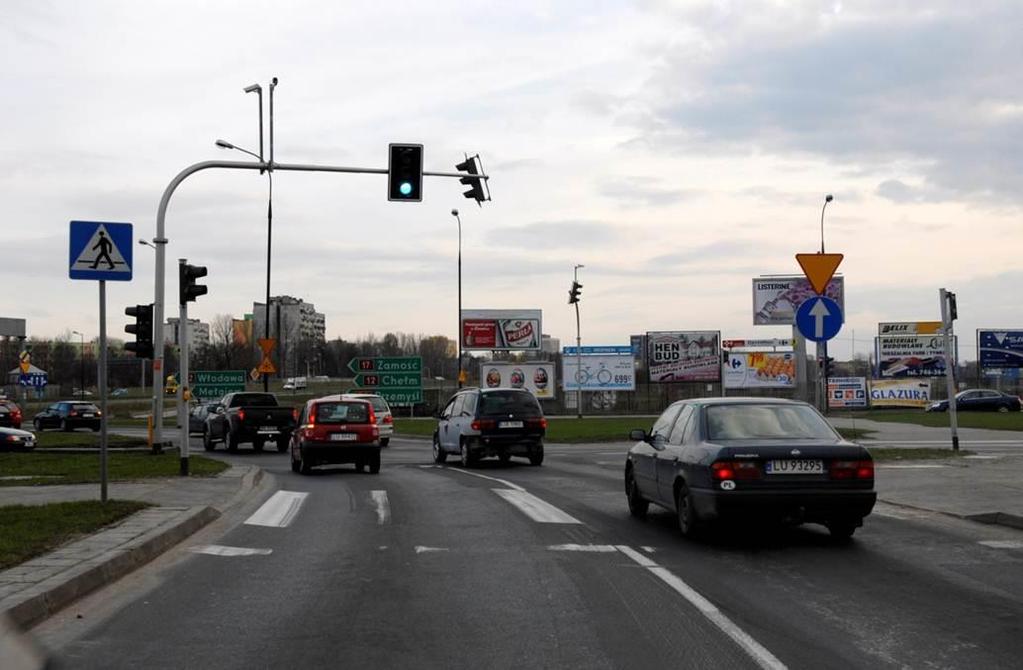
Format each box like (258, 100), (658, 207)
(98, 281), (108, 503)
(179, 260), (190, 476)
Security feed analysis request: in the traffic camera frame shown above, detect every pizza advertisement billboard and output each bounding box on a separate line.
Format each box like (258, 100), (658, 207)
(875, 335), (956, 377)
(478, 362), (556, 399)
(646, 331), (721, 383)
(869, 379), (931, 408)
(828, 377), (868, 409)
(978, 329), (1023, 369)
(461, 309), (542, 351)
(723, 352), (795, 389)
(752, 276), (844, 326)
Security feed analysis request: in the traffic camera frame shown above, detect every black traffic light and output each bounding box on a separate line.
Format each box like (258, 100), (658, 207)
(124, 303), (154, 359)
(568, 281), (582, 304)
(455, 154), (488, 206)
(179, 263), (208, 305)
(947, 291), (958, 321)
(388, 143), (423, 202)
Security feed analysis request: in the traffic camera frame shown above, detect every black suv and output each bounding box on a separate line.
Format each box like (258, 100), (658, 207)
(432, 387), (546, 467)
(33, 401), (102, 431)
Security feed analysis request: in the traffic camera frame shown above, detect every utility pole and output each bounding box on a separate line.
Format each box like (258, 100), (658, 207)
(571, 265), (584, 419)
(940, 288), (959, 452)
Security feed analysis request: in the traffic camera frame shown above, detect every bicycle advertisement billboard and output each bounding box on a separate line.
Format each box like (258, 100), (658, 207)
(646, 331), (721, 383)
(561, 351), (636, 391)
(478, 362), (556, 399)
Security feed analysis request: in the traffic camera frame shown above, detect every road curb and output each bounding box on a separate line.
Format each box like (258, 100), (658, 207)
(878, 498), (1023, 531)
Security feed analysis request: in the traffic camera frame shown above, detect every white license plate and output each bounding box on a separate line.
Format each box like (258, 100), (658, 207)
(765, 459), (824, 474)
(258, 426), (278, 433)
(499, 421), (524, 429)
(331, 433), (357, 441)
(82, 414), (94, 418)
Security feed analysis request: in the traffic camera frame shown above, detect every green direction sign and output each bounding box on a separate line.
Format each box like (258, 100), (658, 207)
(347, 356), (423, 374)
(189, 370), (246, 400)
(348, 388), (423, 406)
(354, 372), (421, 388)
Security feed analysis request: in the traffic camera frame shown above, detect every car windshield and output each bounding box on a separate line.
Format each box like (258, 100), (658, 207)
(315, 402), (369, 424)
(479, 391), (540, 415)
(706, 404), (839, 441)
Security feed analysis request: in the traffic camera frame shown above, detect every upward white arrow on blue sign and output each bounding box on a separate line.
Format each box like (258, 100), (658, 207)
(795, 295), (843, 342)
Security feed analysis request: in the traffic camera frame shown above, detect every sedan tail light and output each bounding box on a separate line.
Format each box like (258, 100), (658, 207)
(383, 414), (393, 425)
(471, 419), (497, 431)
(237, 409), (246, 422)
(711, 461), (762, 480)
(526, 418), (548, 429)
(830, 460), (874, 480)
(69, 411), (78, 417)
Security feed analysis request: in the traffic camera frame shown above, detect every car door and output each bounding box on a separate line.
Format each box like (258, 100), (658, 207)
(956, 391), (980, 411)
(457, 392), (479, 445)
(633, 404), (681, 504)
(438, 396), (459, 451)
(40, 403), (59, 428)
(657, 404), (694, 505)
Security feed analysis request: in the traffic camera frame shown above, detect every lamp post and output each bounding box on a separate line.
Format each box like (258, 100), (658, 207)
(819, 194), (834, 413)
(71, 330), (85, 397)
(451, 209), (463, 387)
(573, 264), (584, 419)
(819, 194), (833, 254)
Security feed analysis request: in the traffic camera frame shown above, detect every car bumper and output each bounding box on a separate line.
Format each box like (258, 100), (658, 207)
(300, 441), (379, 465)
(691, 487), (877, 523)
(472, 435), (543, 457)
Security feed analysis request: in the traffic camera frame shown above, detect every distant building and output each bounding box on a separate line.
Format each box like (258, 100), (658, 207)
(165, 318), (210, 349)
(252, 296), (326, 376)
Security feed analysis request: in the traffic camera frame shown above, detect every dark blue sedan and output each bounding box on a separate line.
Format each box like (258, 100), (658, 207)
(625, 397), (876, 540)
(926, 389), (1022, 413)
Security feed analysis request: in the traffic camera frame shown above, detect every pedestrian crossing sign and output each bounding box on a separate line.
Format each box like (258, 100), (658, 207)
(69, 220), (133, 281)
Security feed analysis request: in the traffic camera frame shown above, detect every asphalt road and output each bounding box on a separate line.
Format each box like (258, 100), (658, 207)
(39, 436), (1023, 669)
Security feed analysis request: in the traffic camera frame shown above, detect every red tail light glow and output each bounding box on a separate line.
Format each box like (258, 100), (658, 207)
(712, 461), (762, 480)
(471, 419), (497, 431)
(383, 414), (393, 425)
(307, 405), (316, 428)
(237, 409), (246, 422)
(69, 411), (78, 417)
(526, 418), (548, 429)
(830, 460), (874, 480)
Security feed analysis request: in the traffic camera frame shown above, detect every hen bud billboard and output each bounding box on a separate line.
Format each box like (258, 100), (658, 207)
(723, 352), (795, 389)
(978, 329), (1023, 369)
(461, 309), (542, 351)
(646, 331), (721, 382)
(478, 362), (555, 399)
(752, 276), (844, 326)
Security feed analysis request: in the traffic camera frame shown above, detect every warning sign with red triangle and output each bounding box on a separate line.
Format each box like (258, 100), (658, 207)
(796, 253), (843, 295)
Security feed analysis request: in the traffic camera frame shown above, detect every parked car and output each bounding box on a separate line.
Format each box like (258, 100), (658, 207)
(188, 401), (221, 435)
(0, 426), (35, 451)
(290, 395), (380, 474)
(202, 392), (296, 452)
(71, 389), (93, 398)
(111, 387), (128, 397)
(625, 397), (876, 540)
(926, 389), (1022, 413)
(0, 400), (23, 429)
(432, 387), (546, 467)
(32, 401), (102, 432)
(342, 393), (393, 446)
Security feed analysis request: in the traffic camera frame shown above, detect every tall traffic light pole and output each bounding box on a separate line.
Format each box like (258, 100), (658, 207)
(452, 209), (463, 387)
(570, 265), (584, 419)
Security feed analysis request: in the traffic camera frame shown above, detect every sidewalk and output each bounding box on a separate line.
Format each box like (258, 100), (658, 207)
(0, 465), (264, 630)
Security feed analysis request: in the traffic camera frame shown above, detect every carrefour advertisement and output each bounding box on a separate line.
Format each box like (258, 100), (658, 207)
(828, 377), (868, 409)
(869, 379), (931, 408)
(462, 309), (542, 351)
(723, 352), (795, 389)
(561, 353), (636, 391)
(876, 335), (956, 377)
(478, 362), (556, 399)
(752, 276), (844, 326)
(978, 329), (1023, 369)
(646, 331), (721, 382)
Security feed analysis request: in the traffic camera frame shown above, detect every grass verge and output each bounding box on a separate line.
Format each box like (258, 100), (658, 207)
(0, 452), (229, 487)
(835, 427), (877, 440)
(868, 448), (973, 461)
(847, 410), (1023, 431)
(0, 500), (150, 569)
(33, 432), (148, 449)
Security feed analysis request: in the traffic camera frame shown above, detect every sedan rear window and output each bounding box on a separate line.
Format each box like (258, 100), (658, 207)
(71, 403), (100, 412)
(480, 391), (541, 415)
(706, 404), (839, 441)
(315, 402), (369, 424)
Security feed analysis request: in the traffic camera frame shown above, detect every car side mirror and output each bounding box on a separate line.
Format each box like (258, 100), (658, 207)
(215, 406), (226, 415)
(629, 428), (647, 442)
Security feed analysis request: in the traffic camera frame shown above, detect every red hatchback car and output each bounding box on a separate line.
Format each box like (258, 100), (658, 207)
(290, 395), (381, 475)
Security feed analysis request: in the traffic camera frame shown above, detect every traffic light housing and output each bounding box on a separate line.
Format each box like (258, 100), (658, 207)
(455, 155), (488, 206)
(179, 263), (208, 305)
(124, 303), (154, 359)
(947, 291), (958, 321)
(388, 143), (423, 202)
(568, 281), (582, 304)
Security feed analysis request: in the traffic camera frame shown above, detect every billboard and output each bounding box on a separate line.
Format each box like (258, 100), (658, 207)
(752, 276), (844, 326)
(723, 352), (795, 389)
(876, 334), (956, 377)
(869, 379), (931, 409)
(232, 318), (253, 347)
(878, 321), (942, 336)
(978, 329), (1023, 369)
(561, 348), (636, 391)
(478, 362), (556, 399)
(646, 331), (721, 383)
(828, 377), (868, 409)
(462, 309), (542, 351)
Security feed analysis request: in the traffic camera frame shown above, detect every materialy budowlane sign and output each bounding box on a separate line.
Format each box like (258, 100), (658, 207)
(347, 357), (423, 373)
(353, 372), (422, 388)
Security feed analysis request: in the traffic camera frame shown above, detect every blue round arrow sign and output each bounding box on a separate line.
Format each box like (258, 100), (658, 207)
(795, 295), (843, 342)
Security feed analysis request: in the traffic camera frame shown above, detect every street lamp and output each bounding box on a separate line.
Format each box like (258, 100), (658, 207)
(71, 330), (85, 397)
(818, 194), (834, 413)
(451, 209), (463, 387)
(820, 194), (833, 254)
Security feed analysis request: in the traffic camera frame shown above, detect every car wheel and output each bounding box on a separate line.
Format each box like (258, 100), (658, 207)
(676, 482), (702, 538)
(91, 425), (100, 432)
(432, 435), (447, 464)
(460, 439), (475, 468)
(827, 519), (858, 540)
(625, 467), (649, 519)
(299, 446), (311, 474)
(290, 453), (300, 473)
(202, 428), (215, 452)
(253, 438), (265, 453)
(33, 418), (42, 431)
(528, 444), (544, 466)
(998, 405), (1010, 413)
(356, 460), (366, 473)
(380, 438), (390, 448)
(498, 451), (511, 465)
(276, 438), (288, 453)
(369, 450), (381, 474)
(226, 432), (239, 453)
(60, 419), (70, 432)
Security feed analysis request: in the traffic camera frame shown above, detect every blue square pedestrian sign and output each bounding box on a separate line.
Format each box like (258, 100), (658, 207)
(69, 221), (133, 281)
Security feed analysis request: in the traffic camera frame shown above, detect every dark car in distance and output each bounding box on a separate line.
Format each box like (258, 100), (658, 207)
(0, 400), (23, 429)
(926, 389), (1022, 413)
(432, 387), (546, 467)
(625, 398), (876, 540)
(33, 401), (102, 432)
(290, 396), (380, 474)
(188, 401), (221, 435)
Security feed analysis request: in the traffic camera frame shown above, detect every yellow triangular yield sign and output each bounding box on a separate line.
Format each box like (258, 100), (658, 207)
(796, 253), (843, 295)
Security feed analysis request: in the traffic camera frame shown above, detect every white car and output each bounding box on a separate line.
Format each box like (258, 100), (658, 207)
(342, 393), (393, 447)
(283, 377), (307, 391)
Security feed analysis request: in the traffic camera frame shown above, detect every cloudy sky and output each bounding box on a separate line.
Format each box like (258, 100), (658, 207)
(3, 0), (1021, 362)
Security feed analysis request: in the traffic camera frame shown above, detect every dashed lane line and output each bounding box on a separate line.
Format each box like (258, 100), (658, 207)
(492, 488), (583, 524)
(190, 545), (273, 557)
(371, 490), (390, 525)
(244, 490), (309, 528)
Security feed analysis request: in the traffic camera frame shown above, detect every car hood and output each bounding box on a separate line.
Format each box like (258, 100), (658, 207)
(0, 427), (35, 438)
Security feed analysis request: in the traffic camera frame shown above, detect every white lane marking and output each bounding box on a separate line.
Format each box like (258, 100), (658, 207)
(190, 545), (273, 557)
(641, 546), (657, 553)
(548, 544), (618, 552)
(244, 490), (309, 527)
(964, 455), (1000, 460)
(877, 464), (946, 469)
(615, 545), (786, 670)
(440, 466), (526, 492)
(415, 546), (449, 554)
(371, 490), (390, 525)
(979, 540), (1023, 549)
(492, 489), (582, 524)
